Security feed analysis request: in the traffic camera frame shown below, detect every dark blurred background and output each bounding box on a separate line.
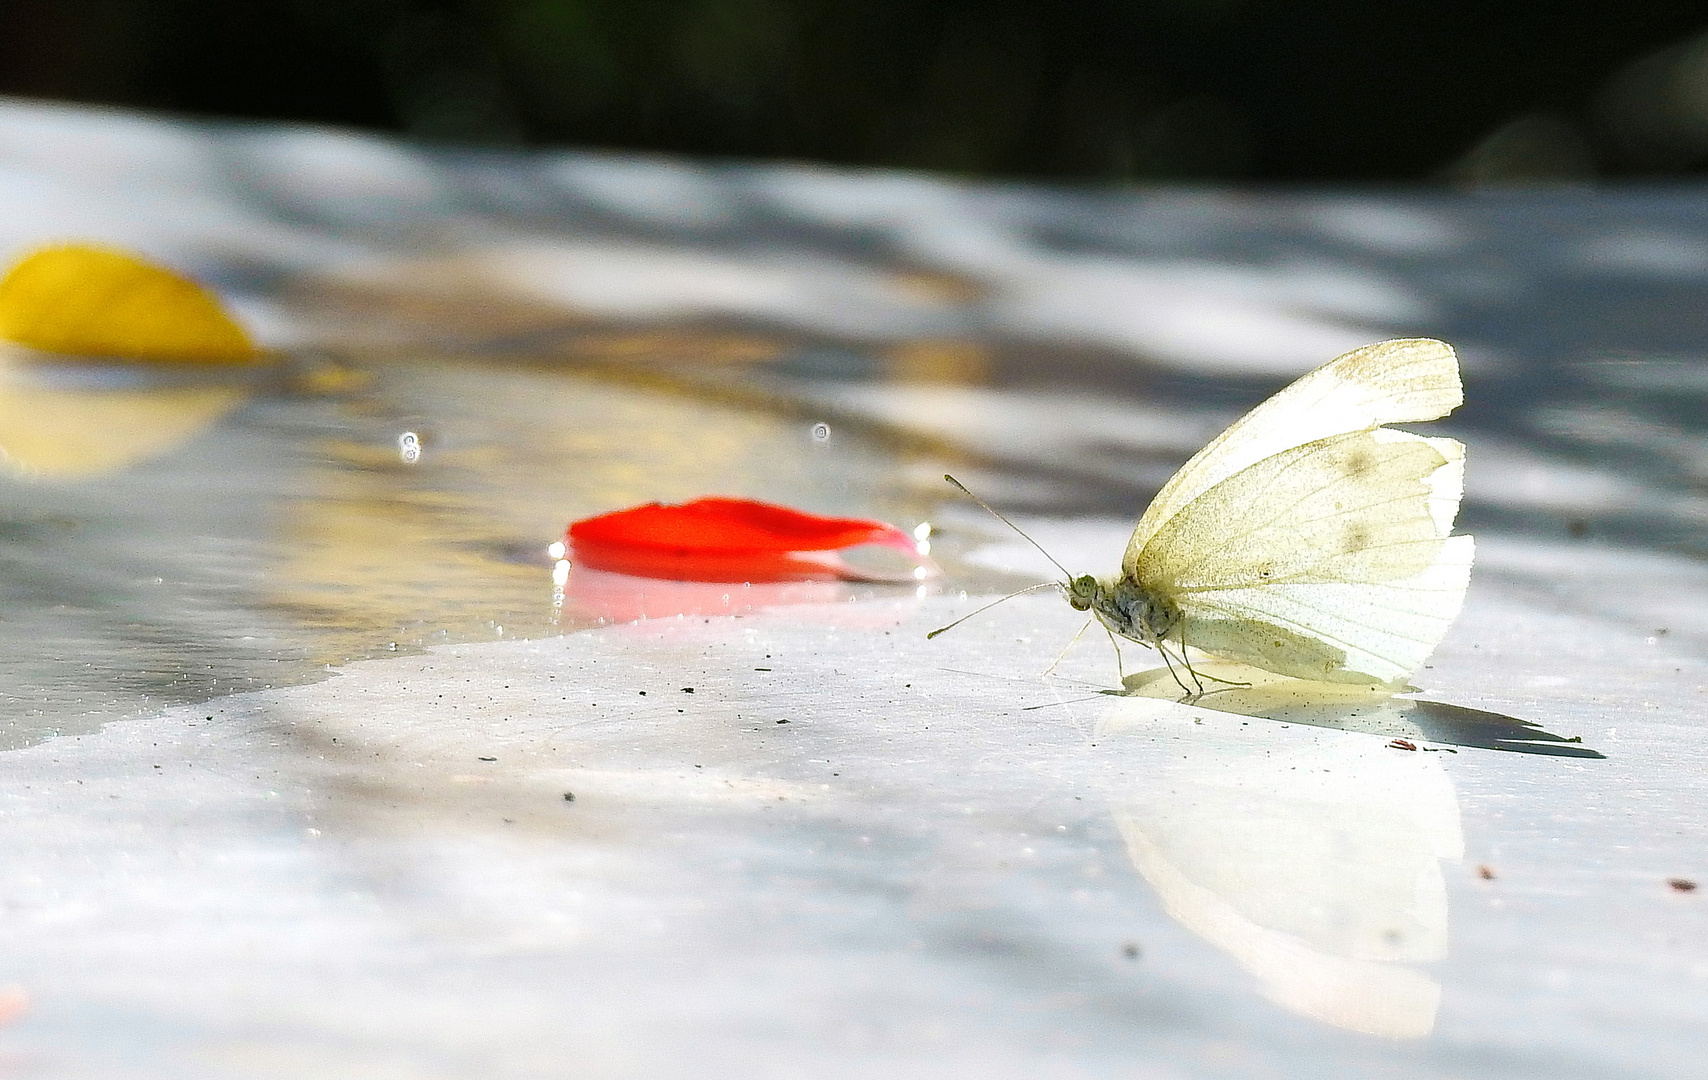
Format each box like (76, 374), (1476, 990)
(7, 0), (1708, 182)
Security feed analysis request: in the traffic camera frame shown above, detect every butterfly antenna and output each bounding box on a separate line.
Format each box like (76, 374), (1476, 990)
(926, 582), (1059, 639)
(942, 474), (1075, 581)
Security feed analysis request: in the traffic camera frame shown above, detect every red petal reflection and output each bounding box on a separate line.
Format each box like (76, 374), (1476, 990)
(567, 497), (923, 583)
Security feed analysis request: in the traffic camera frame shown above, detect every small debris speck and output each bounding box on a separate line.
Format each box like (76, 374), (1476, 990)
(1121, 941), (1141, 960)
(776, 719), (790, 724)
(638, 690), (647, 696)
(478, 757), (496, 762)
(1669, 878), (1697, 892)
(562, 792), (576, 802)
(1387, 739), (1417, 751)
(1477, 865), (1496, 880)
(681, 687), (695, 693)
(754, 668), (771, 672)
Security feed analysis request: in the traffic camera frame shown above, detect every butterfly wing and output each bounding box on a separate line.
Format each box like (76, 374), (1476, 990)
(1123, 339), (1461, 576)
(1133, 427), (1472, 686)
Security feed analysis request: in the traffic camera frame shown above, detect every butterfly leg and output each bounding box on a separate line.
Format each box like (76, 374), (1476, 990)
(1043, 616), (1094, 678)
(1165, 641), (1205, 699)
(1157, 646), (1195, 698)
(1194, 669), (1252, 689)
(1174, 623), (1249, 692)
(1101, 626), (1130, 685)
(1143, 630), (1198, 698)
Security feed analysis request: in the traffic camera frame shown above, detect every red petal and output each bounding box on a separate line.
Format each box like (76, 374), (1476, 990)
(569, 497), (915, 554)
(566, 497), (922, 583)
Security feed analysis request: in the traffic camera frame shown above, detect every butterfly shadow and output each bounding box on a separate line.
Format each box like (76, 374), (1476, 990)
(1114, 663), (1604, 759)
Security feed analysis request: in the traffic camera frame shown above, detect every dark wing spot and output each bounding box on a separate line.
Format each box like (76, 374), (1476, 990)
(1343, 451), (1376, 478)
(1343, 525), (1371, 552)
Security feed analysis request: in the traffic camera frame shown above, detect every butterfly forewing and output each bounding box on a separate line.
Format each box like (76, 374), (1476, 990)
(1139, 429), (1455, 590)
(1123, 338), (1461, 575)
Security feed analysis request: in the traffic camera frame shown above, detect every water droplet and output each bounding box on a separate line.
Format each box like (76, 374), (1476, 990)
(810, 422), (831, 442)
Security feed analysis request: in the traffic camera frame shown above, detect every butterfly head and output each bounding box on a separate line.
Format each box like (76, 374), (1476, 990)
(1064, 574), (1101, 612)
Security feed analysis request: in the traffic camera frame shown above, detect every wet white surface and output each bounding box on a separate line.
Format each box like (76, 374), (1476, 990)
(0, 573), (1703, 1078)
(1, 97), (1707, 1074)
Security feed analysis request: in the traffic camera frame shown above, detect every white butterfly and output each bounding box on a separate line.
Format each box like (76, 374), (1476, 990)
(944, 338), (1473, 690)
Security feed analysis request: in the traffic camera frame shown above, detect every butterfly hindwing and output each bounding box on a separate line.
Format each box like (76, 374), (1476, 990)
(1169, 543), (1474, 686)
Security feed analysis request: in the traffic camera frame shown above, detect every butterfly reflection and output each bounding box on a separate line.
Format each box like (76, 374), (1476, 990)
(1095, 671), (1598, 1038)
(1099, 697), (1462, 1038)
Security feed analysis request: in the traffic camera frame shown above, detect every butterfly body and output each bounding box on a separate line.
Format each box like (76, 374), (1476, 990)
(1066, 574), (1181, 651)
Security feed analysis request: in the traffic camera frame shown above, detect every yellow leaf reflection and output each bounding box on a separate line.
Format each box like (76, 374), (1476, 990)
(0, 245), (258, 364)
(0, 371), (243, 479)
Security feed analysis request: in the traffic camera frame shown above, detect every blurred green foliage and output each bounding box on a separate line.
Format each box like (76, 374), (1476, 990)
(3, 0), (1708, 180)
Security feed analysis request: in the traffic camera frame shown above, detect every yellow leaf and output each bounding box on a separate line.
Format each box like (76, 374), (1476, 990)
(0, 244), (258, 364)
